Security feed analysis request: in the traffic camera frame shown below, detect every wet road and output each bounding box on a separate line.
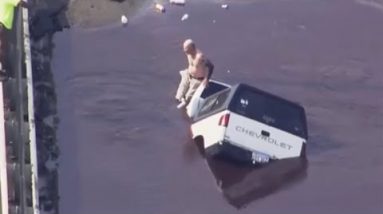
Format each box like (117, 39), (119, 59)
(52, 0), (383, 213)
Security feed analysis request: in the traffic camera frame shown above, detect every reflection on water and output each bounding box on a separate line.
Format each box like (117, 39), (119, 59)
(190, 136), (308, 208)
(206, 156), (308, 209)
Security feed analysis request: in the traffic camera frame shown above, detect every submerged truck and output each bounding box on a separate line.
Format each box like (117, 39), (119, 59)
(187, 81), (308, 164)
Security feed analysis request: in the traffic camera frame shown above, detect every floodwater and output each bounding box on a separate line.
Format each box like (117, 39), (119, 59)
(51, 0), (383, 213)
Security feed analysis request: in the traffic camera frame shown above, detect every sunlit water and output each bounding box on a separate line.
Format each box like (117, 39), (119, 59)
(52, 0), (383, 213)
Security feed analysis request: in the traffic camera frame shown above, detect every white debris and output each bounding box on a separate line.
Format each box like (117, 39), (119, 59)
(170, 0), (186, 5)
(213, 19), (216, 23)
(155, 3), (166, 13)
(181, 13), (189, 21)
(221, 4), (229, 9)
(121, 15), (128, 25)
(227, 70), (231, 73)
(298, 25), (306, 30)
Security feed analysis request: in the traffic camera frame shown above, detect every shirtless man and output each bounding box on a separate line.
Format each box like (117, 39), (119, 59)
(175, 39), (213, 108)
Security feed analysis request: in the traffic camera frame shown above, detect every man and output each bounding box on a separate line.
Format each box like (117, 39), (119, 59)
(0, 0), (27, 76)
(175, 39), (214, 108)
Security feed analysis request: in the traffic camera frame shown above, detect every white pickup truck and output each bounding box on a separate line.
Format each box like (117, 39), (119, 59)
(187, 80), (308, 164)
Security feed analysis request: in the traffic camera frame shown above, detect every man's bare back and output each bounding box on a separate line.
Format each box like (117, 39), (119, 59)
(187, 50), (208, 79)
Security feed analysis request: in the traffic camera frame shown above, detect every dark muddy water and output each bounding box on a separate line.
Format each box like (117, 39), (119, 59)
(52, 0), (383, 213)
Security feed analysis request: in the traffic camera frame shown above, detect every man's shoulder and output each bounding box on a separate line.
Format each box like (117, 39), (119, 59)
(195, 51), (206, 61)
(196, 50), (204, 57)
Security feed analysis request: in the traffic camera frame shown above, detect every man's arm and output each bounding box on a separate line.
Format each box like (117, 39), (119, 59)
(205, 59), (214, 79)
(194, 53), (206, 73)
(186, 55), (193, 69)
(194, 53), (210, 86)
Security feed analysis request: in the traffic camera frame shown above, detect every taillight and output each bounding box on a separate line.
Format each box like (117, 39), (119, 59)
(218, 113), (230, 127)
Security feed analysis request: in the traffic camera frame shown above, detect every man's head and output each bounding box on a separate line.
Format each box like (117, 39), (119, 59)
(183, 39), (196, 55)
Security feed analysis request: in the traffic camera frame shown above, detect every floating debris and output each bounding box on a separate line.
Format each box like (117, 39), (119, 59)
(298, 25), (307, 30)
(121, 15), (128, 25)
(170, 0), (186, 5)
(221, 4), (229, 9)
(181, 13), (189, 21)
(155, 3), (166, 13)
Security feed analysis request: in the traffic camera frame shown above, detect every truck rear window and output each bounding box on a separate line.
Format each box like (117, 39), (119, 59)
(200, 82), (229, 99)
(231, 89), (307, 138)
(198, 89), (231, 117)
